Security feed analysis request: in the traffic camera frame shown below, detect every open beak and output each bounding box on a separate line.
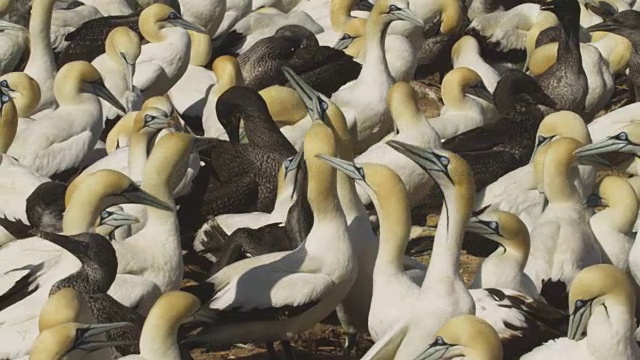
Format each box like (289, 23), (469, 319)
(568, 301), (593, 341)
(99, 209), (140, 228)
(91, 80), (126, 115)
(573, 137), (633, 158)
(316, 154), (365, 181)
(390, 7), (424, 27)
(73, 322), (137, 352)
(387, 140), (452, 183)
(169, 18), (208, 35)
(465, 82), (494, 105)
(281, 66), (327, 122)
(333, 34), (355, 51)
(119, 185), (174, 211)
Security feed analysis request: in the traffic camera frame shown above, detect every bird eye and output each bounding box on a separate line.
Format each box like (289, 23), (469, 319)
(1, 95), (8, 103)
(340, 34), (353, 40)
(617, 132), (628, 141)
(356, 166), (365, 179)
(489, 221), (498, 230)
(284, 157), (292, 168)
(320, 100), (328, 111)
(439, 156), (449, 166)
(434, 336), (446, 346)
(0, 80), (7, 87)
(537, 135), (547, 145)
(388, 4), (400, 11)
(144, 114), (153, 123)
(575, 299), (585, 309)
(168, 12), (179, 20)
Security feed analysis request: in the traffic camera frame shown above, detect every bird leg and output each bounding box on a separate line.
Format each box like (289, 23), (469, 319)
(281, 340), (297, 360)
(343, 332), (358, 356)
(266, 341), (279, 360)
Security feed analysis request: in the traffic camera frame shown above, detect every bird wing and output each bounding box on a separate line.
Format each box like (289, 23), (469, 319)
(359, 320), (409, 360)
(209, 268), (334, 318)
(443, 121), (506, 154)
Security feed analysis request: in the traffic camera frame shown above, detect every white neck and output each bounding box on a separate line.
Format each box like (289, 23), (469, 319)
(358, 18), (393, 88)
(586, 301), (639, 359)
(24, 0), (57, 113)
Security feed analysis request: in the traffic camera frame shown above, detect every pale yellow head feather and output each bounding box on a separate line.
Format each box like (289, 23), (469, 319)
(144, 291), (200, 331)
(259, 86), (307, 126)
(188, 30), (212, 67)
(0, 72), (41, 118)
(106, 27), (141, 66)
(476, 210), (530, 259)
(38, 288), (91, 332)
(569, 264), (635, 315)
(434, 315), (503, 360)
(105, 111), (138, 154)
(542, 137), (583, 203)
(525, 11), (559, 58)
(139, 4), (178, 43)
(30, 323), (83, 360)
(387, 81), (424, 132)
(441, 67), (482, 108)
(537, 111), (590, 143)
(440, 0), (462, 34)
(54, 61), (103, 105)
(0, 91), (18, 153)
(304, 122), (339, 216)
(596, 176), (639, 233)
(451, 35), (480, 62)
(143, 132), (192, 196)
(528, 42), (558, 75)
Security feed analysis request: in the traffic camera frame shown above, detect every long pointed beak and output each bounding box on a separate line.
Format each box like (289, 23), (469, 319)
(74, 322), (137, 352)
(100, 209), (140, 228)
(121, 186), (174, 211)
(464, 218), (495, 236)
(391, 7), (424, 27)
(577, 154), (611, 167)
(573, 138), (631, 158)
(464, 83), (494, 105)
(36, 231), (90, 257)
(387, 140), (446, 174)
(568, 303), (592, 340)
(145, 115), (172, 130)
(417, 344), (456, 360)
(281, 66), (326, 122)
(284, 151), (304, 178)
(169, 18), (208, 34)
(316, 154), (363, 181)
(122, 57), (135, 94)
(529, 136), (554, 164)
(91, 81), (126, 114)
(0, 21), (27, 32)
(333, 34), (355, 51)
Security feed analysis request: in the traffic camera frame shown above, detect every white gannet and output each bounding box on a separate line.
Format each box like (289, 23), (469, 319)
(92, 26), (143, 120)
(451, 35), (500, 93)
(330, 0), (423, 154)
(0, 0), (28, 75)
(24, 0), (58, 114)
(79, 0), (135, 16)
(0, 170), (171, 359)
(118, 291), (202, 360)
(575, 121), (640, 176)
(181, 118), (356, 360)
(167, 30), (216, 120)
(522, 264), (640, 359)
(418, 315), (503, 360)
(353, 81), (440, 208)
(0, 72), (42, 118)
(588, 176), (637, 270)
(108, 133), (194, 314)
(428, 67), (498, 140)
(465, 209), (543, 300)
(525, 137), (603, 309)
(202, 55), (243, 139)
(133, 4), (208, 99)
(475, 111), (598, 231)
(7, 61), (126, 177)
